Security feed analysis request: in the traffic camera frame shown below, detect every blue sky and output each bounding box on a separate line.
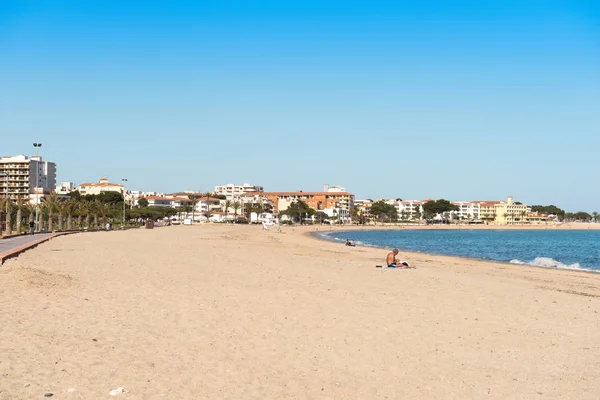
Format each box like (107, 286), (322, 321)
(1, 1), (598, 211)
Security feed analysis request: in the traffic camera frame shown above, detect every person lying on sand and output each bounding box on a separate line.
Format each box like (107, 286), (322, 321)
(386, 249), (411, 268)
(345, 239), (355, 247)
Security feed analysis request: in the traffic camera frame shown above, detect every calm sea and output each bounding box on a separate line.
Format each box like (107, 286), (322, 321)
(318, 229), (600, 272)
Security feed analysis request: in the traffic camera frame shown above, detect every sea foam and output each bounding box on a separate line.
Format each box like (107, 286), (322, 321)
(510, 257), (584, 271)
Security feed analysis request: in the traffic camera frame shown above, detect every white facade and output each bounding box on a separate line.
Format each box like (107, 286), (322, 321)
(214, 183), (264, 200)
(391, 200), (425, 221)
(250, 212), (279, 225)
(0, 155), (57, 200)
(323, 184), (347, 193)
(452, 201), (482, 220)
(56, 181), (75, 195)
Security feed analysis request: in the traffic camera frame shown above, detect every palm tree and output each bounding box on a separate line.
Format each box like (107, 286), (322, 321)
(1, 197), (13, 235)
(15, 197), (24, 233)
(223, 200), (233, 222)
(203, 192), (214, 223)
(188, 194), (200, 223)
(41, 192), (59, 232)
(251, 203), (264, 223)
(25, 202), (35, 223)
(521, 210), (528, 225)
(92, 200), (102, 229)
(231, 201), (241, 222)
(82, 200), (93, 230)
(100, 203), (112, 227)
(503, 213), (509, 225)
(76, 201), (86, 230)
(592, 211), (598, 223)
(65, 199), (76, 230)
(56, 198), (67, 231)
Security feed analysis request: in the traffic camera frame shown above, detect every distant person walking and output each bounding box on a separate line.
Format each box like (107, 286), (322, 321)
(29, 220), (35, 235)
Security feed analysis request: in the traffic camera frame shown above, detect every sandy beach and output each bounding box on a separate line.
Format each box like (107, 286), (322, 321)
(1, 224), (599, 399)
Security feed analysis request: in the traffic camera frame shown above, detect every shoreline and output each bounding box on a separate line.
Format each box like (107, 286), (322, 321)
(308, 221), (600, 231)
(305, 225), (600, 275)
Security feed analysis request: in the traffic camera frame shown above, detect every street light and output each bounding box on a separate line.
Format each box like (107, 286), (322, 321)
(32, 143), (42, 231)
(122, 178), (128, 228)
(0, 173), (7, 235)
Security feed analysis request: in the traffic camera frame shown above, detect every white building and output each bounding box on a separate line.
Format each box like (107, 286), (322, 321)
(214, 183), (264, 200)
(0, 155), (56, 201)
(391, 200), (425, 221)
(452, 201), (482, 221)
(56, 181), (75, 196)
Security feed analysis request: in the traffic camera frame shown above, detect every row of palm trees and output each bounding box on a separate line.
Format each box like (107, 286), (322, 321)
(0, 193), (123, 235)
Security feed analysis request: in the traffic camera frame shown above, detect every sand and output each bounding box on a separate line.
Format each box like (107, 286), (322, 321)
(1, 224), (599, 399)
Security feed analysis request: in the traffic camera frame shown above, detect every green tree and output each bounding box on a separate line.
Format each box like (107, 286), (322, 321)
(251, 203), (264, 223)
(572, 211), (592, 221)
(422, 199), (459, 219)
(413, 207), (422, 222)
(56, 198), (67, 231)
(0, 197), (13, 234)
(231, 201), (241, 221)
(280, 201), (313, 224)
(41, 192), (59, 232)
(187, 194), (199, 223)
(530, 205), (565, 220)
(370, 201), (397, 223)
(521, 210), (528, 225)
(15, 197), (24, 233)
(313, 211), (329, 224)
(138, 198), (149, 208)
(223, 200), (233, 221)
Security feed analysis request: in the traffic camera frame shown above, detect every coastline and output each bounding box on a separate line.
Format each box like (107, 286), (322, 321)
(308, 221), (600, 231)
(1, 224), (599, 399)
(308, 226), (600, 274)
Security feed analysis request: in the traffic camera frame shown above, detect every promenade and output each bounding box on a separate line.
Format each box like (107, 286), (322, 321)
(0, 233), (58, 263)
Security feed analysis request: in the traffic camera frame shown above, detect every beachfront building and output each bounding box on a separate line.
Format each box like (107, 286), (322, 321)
(526, 211), (549, 224)
(214, 183), (264, 201)
(396, 200), (425, 221)
(452, 201), (482, 221)
(141, 195), (193, 208)
(478, 201), (502, 222)
(77, 178), (124, 196)
(0, 155), (56, 201)
(354, 200), (373, 222)
(494, 196), (530, 225)
(254, 185), (355, 223)
(197, 197), (224, 213)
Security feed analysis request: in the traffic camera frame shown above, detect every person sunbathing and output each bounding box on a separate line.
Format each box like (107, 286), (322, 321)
(386, 249), (411, 268)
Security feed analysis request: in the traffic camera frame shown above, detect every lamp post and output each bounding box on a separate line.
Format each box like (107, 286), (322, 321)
(0, 173), (7, 235)
(122, 178), (127, 228)
(33, 143), (42, 232)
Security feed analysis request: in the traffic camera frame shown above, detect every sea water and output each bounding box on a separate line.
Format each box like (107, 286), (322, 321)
(318, 229), (600, 272)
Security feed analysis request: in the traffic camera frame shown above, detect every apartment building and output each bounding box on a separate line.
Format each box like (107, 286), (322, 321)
(214, 183), (264, 200)
(477, 201), (502, 222)
(142, 196), (193, 208)
(354, 200), (373, 220)
(77, 178), (124, 196)
(253, 185), (355, 222)
(0, 155), (56, 201)
(452, 201), (482, 220)
(494, 196), (530, 225)
(396, 200), (425, 221)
